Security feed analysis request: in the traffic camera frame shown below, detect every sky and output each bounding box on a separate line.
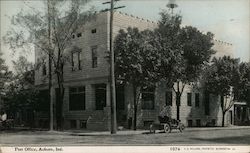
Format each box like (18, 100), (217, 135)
(1, 0), (249, 71)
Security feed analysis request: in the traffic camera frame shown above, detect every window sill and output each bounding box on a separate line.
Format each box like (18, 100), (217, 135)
(71, 69), (82, 72)
(69, 110), (86, 112)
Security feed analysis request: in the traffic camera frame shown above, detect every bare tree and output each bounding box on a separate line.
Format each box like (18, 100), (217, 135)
(3, 0), (94, 130)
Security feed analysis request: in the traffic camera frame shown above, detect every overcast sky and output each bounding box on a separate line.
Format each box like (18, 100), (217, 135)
(1, 0), (249, 71)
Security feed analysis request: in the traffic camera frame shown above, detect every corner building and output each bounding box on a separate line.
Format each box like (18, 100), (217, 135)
(35, 11), (234, 130)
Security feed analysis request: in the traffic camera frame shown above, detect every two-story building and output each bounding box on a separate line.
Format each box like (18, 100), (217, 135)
(34, 11), (235, 130)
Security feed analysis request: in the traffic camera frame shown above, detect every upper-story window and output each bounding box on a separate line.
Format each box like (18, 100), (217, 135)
(195, 93), (200, 107)
(166, 91), (172, 106)
(205, 91), (210, 115)
(187, 92), (192, 106)
(91, 29), (96, 34)
(92, 46), (98, 68)
(42, 62), (47, 76)
(71, 51), (82, 71)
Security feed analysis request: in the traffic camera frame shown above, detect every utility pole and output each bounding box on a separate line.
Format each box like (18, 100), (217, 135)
(110, 0), (116, 134)
(167, 0), (179, 120)
(47, 0), (53, 131)
(102, 0), (125, 134)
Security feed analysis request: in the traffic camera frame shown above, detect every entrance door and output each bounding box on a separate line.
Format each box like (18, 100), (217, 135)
(95, 84), (106, 110)
(228, 110), (233, 125)
(116, 85), (126, 126)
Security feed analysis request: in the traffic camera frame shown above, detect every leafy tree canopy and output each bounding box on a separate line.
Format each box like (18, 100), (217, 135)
(0, 51), (12, 94)
(204, 56), (240, 97)
(233, 62), (250, 102)
(156, 11), (216, 85)
(114, 27), (163, 87)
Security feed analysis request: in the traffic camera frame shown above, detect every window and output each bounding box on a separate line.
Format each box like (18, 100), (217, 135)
(116, 85), (125, 110)
(188, 120), (193, 127)
(77, 33), (82, 37)
(196, 119), (201, 127)
(204, 91), (210, 115)
(69, 86), (85, 110)
(92, 46), (98, 68)
(42, 63), (47, 76)
(91, 29), (96, 33)
(187, 93), (192, 106)
(71, 51), (82, 71)
(236, 107), (241, 119)
(142, 87), (155, 110)
(80, 120), (87, 129)
(211, 119), (216, 126)
(195, 93), (200, 107)
(70, 120), (77, 128)
(165, 91), (172, 106)
(37, 90), (49, 111)
(95, 84), (106, 110)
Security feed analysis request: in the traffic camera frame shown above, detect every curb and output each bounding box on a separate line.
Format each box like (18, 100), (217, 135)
(185, 126), (250, 132)
(69, 126), (250, 136)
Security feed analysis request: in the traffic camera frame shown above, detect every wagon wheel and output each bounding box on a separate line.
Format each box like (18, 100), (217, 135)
(179, 123), (185, 132)
(164, 124), (171, 133)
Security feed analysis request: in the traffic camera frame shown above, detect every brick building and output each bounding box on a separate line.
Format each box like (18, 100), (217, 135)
(35, 11), (234, 130)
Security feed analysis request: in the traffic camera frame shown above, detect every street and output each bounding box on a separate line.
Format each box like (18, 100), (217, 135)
(0, 127), (249, 145)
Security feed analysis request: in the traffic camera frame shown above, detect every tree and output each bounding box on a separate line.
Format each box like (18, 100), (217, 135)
(234, 62), (250, 104)
(12, 56), (34, 86)
(204, 56), (240, 127)
(3, 56), (38, 126)
(156, 11), (215, 120)
(114, 27), (162, 130)
(0, 51), (12, 95)
(3, 0), (94, 129)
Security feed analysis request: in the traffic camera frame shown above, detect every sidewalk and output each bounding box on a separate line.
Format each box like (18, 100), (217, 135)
(67, 125), (250, 136)
(185, 125), (250, 132)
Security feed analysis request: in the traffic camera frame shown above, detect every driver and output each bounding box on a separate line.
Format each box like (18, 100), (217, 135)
(159, 105), (171, 117)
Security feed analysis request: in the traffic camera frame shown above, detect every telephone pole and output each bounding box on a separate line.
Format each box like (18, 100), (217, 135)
(47, 0), (53, 131)
(102, 0), (125, 134)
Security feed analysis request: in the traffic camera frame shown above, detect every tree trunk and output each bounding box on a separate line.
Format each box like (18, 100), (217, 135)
(176, 91), (181, 120)
(133, 85), (137, 130)
(222, 111), (225, 127)
(47, 0), (53, 131)
(220, 94), (225, 127)
(57, 86), (64, 130)
(56, 69), (64, 130)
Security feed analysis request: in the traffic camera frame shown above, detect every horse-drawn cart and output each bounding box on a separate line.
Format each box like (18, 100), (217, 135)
(149, 116), (185, 133)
